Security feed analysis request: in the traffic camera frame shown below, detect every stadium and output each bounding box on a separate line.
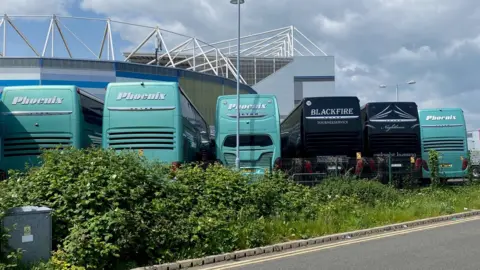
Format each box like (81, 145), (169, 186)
(0, 15), (334, 124)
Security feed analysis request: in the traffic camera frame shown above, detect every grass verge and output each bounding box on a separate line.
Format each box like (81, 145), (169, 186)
(262, 183), (480, 244)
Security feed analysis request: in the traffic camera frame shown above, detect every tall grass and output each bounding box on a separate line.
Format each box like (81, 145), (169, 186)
(261, 179), (480, 244)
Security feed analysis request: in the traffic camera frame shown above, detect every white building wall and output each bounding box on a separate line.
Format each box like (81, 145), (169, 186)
(252, 56), (335, 120)
(468, 130), (480, 150)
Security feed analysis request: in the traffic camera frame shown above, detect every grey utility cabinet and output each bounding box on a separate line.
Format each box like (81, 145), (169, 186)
(2, 206), (53, 263)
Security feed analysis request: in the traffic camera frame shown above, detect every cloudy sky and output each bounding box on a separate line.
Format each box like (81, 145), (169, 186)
(3, 0), (480, 129)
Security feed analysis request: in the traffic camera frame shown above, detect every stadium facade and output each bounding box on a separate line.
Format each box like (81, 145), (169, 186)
(0, 15), (335, 123)
(0, 57), (254, 125)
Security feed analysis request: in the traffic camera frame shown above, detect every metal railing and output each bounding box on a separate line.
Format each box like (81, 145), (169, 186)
(275, 153), (472, 187)
(206, 151), (475, 187)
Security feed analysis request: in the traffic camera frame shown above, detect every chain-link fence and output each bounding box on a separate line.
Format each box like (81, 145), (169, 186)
(468, 150), (480, 179)
(276, 152), (476, 187)
(275, 155), (423, 187)
(215, 151), (475, 187)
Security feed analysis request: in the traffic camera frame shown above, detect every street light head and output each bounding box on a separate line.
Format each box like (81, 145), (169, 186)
(407, 80), (416, 85)
(379, 84), (387, 88)
(230, 0), (245, 4)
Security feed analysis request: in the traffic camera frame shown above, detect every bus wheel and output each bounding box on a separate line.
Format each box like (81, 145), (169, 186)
(440, 178), (448, 185)
(419, 178), (431, 186)
(473, 166), (480, 178)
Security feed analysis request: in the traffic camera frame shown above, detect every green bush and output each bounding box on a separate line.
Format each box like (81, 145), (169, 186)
(149, 162), (263, 260)
(1, 147), (480, 269)
(0, 147), (169, 269)
(250, 171), (317, 220)
(428, 150), (441, 187)
(0, 185), (25, 269)
(467, 150), (474, 184)
(1, 148), (303, 268)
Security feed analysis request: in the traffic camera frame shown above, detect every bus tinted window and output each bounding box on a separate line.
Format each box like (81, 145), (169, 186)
(79, 91), (103, 126)
(223, 135), (273, 147)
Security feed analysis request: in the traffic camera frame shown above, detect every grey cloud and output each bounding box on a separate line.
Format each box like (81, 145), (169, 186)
(80, 0), (480, 128)
(0, 0), (72, 15)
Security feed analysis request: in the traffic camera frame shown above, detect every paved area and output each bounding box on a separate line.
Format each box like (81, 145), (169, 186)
(194, 217), (480, 270)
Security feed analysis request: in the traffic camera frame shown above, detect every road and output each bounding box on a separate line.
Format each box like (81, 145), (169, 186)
(194, 216), (480, 270)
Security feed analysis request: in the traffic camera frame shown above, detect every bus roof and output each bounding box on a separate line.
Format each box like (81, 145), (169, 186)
(106, 81), (178, 89)
(3, 85), (77, 91)
(304, 96), (359, 101)
(2, 85), (104, 104)
(281, 96), (360, 124)
(105, 81), (208, 127)
(360, 101), (417, 110)
(418, 108), (464, 112)
(217, 94), (277, 101)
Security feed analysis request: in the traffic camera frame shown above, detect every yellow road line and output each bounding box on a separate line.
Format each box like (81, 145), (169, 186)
(200, 215), (480, 270)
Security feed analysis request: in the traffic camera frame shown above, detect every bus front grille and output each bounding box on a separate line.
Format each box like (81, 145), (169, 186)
(369, 133), (419, 154)
(107, 128), (175, 150)
(224, 152), (273, 168)
(4, 134), (72, 157)
(305, 132), (361, 156)
(422, 138), (465, 152)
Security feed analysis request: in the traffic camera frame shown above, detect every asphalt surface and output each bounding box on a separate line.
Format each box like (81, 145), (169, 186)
(194, 217), (480, 270)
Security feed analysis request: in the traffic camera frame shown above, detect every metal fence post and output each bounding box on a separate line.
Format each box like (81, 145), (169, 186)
(388, 153), (393, 185)
(335, 157), (338, 177)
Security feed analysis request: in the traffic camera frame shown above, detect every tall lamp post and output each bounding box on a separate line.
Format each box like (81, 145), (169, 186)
(379, 80), (416, 101)
(230, 0), (244, 170)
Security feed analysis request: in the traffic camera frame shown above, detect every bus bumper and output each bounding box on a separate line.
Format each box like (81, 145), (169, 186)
(422, 169), (467, 179)
(239, 167), (271, 175)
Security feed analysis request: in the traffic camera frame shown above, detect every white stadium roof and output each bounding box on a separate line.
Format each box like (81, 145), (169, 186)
(0, 15), (327, 84)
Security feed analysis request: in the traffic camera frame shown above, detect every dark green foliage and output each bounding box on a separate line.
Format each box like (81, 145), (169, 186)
(1, 147), (480, 269)
(1, 148), (315, 268)
(467, 150), (474, 185)
(250, 172), (316, 220)
(0, 147), (168, 269)
(0, 181), (26, 269)
(428, 150), (441, 187)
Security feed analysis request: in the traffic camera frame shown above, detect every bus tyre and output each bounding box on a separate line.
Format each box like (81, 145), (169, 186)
(440, 178), (448, 185)
(472, 166), (480, 178)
